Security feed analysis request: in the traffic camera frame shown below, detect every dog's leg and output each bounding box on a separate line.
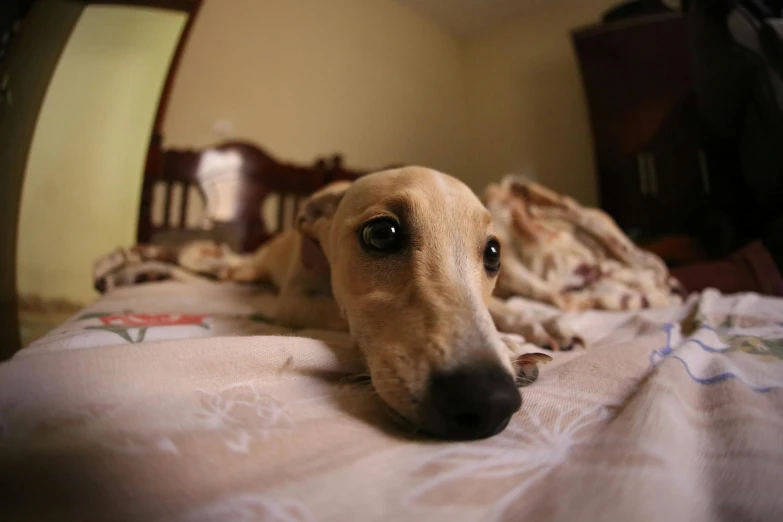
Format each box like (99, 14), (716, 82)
(494, 254), (567, 308)
(219, 231), (299, 286)
(222, 258), (268, 283)
(275, 285), (349, 332)
(489, 296), (583, 351)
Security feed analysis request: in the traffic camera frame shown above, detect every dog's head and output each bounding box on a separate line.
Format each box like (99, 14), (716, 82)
(298, 167), (520, 439)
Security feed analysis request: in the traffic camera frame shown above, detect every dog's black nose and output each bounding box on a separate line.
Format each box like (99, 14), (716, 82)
(426, 364), (521, 440)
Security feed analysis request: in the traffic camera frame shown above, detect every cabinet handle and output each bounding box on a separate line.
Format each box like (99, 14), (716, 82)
(645, 153), (658, 197)
(698, 149), (710, 194)
(0, 73), (11, 106)
(637, 154), (648, 196)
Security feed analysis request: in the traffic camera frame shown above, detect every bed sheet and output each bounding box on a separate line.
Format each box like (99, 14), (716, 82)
(21, 281), (301, 354)
(2, 284), (783, 521)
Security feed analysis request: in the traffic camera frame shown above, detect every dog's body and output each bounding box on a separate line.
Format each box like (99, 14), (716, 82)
(223, 168), (577, 439)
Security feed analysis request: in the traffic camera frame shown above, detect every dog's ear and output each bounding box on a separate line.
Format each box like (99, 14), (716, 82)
(299, 234), (330, 274)
(296, 181), (351, 238)
(296, 181), (351, 273)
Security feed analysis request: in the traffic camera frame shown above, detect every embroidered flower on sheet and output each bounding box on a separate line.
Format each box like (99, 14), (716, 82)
(99, 313), (209, 328)
(76, 312), (213, 345)
(405, 403), (609, 519)
(195, 384), (293, 453)
(176, 493), (314, 522)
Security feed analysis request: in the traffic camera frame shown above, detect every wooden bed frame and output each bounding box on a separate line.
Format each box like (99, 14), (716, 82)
(138, 139), (373, 253)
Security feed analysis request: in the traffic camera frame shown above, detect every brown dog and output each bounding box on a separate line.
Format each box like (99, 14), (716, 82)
(224, 167), (577, 439)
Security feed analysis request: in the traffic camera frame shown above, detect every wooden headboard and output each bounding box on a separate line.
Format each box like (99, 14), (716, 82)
(138, 139), (370, 253)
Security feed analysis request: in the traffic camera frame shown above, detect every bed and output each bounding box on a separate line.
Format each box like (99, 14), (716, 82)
(2, 141), (783, 522)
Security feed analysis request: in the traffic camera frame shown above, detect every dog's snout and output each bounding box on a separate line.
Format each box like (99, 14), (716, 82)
(426, 364), (521, 440)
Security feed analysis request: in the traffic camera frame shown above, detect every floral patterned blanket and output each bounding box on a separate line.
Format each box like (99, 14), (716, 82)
(2, 281), (783, 521)
(485, 176), (686, 311)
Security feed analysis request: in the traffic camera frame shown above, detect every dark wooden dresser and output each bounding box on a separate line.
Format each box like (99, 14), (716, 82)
(572, 12), (723, 263)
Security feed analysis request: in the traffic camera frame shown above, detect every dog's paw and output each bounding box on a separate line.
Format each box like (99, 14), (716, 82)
(501, 315), (584, 352)
(500, 333), (553, 387)
(219, 263), (262, 283)
(178, 241), (239, 278)
(216, 266), (235, 281)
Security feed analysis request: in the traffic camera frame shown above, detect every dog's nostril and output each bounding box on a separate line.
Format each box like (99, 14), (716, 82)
(427, 364), (521, 440)
(454, 412), (482, 430)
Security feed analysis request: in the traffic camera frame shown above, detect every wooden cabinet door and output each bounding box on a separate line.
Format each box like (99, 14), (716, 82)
(638, 95), (711, 237)
(573, 13), (694, 234)
(573, 13), (693, 169)
(598, 156), (653, 240)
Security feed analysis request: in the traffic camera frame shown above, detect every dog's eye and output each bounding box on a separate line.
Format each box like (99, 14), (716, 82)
(361, 219), (403, 252)
(484, 239), (501, 274)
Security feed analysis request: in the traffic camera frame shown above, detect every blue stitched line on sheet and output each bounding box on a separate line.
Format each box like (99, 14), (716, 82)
(648, 323), (780, 393)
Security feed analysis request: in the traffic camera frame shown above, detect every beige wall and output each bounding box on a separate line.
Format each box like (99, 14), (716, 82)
(166, 0), (615, 203)
(464, 0), (616, 204)
(17, 5), (186, 303)
(164, 0), (470, 178)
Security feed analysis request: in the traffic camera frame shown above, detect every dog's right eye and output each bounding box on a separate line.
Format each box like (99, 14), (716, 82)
(483, 238), (501, 274)
(361, 219), (403, 252)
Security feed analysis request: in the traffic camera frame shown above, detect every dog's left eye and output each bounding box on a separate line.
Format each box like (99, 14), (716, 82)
(361, 219), (403, 252)
(484, 239), (501, 274)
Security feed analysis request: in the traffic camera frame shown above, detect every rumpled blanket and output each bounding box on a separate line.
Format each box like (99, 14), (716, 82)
(484, 175), (685, 311)
(93, 241), (246, 294)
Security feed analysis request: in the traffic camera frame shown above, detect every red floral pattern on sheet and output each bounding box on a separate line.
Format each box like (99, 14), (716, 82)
(99, 313), (208, 328)
(79, 312), (212, 344)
